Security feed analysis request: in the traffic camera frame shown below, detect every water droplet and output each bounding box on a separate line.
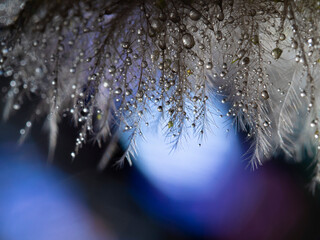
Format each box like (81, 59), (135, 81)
(241, 57), (250, 65)
(220, 71), (226, 77)
(157, 106), (163, 112)
(217, 12), (224, 21)
(13, 104), (20, 110)
(169, 12), (180, 23)
(222, 63), (227, 69)
(158, 39), (166, 50)
(121, 41), (130, 49)
(159, 12), (166, 21)
(151, 50), (159, 62)
(182, 33), (195, 49)
(251, 35), (259, 45)
(114, 88), (122, 95)
(125, 89), (132, 96)
(205, 62), (213, 69)
(105, 52), (111, 58)
(237, 49), (246, 58)
(300, 90), (306, 97)
(32, 40), (39, 47)
(150, 19), (161, 32)
(189, 9), (201, 21)
(215, 31), (222, 41)
(279, 33), (286, 41)
(58, 44), (64, 52)
(261, 90), (269, 100)
(125, 56), (132, 66)
(108, 65), (116, 74)
(291, 40), (298, 49)
(311, 120), (317, 128)
(271, 48), (282, 60)
(141, 60), (148, 68)
(227, 16), (234, 23)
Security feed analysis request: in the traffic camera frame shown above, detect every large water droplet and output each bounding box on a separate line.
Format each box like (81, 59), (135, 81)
(241, 57), (250, 65)
(217, 12), (224, 21)
(182, 33), (195, 49)
(271, 48), (282, 60)
(237, 49), (246, 58)
(189, 9), (201, 21)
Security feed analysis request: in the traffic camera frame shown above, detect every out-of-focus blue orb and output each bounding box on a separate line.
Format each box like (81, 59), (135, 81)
(132, 105), (243, 199)
(0, 124), (113, 240)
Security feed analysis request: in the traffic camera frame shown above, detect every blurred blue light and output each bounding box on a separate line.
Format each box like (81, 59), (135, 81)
(131, 104), (243, 199)
(0, 134), (112, 240)
(123, 102), (249, 235)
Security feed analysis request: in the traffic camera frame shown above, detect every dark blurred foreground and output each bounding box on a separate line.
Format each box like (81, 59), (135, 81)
(0, 103), (320, 240)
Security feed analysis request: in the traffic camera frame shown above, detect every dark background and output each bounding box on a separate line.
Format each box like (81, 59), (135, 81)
(1, 84), (320, 240)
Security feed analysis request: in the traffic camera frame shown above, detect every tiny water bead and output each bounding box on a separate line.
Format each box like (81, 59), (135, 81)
(300, 90), (307, 97)
(279, 33), (286, 41)
(261, 90), (269, 100)
(311, 120), (318, 128)
(315, 131), (319, 139)
(150, 19), (162, 32)
(205, 62), (213, 69)
(114, 88), (122, 95)
(291, 40), (298, 49)
(108, 66), (116, 74)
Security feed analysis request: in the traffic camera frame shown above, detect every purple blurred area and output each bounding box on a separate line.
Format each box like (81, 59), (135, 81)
(132, 162), (317, 240)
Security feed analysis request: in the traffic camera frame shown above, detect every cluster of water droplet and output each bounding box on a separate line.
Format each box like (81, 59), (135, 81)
(0, 0), (320, 173)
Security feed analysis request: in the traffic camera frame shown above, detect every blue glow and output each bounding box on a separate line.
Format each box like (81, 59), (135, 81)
(132, 104), (243, 199)
(0, 137), (111, 240)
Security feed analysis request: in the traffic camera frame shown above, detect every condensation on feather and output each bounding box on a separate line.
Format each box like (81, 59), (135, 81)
(1, 0), (320, 184)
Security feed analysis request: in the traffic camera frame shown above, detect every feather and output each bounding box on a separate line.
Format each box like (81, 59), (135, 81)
(2, 90), (15, 121)
(47, 111), (59, 163)
(1, 0), (320, 182)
